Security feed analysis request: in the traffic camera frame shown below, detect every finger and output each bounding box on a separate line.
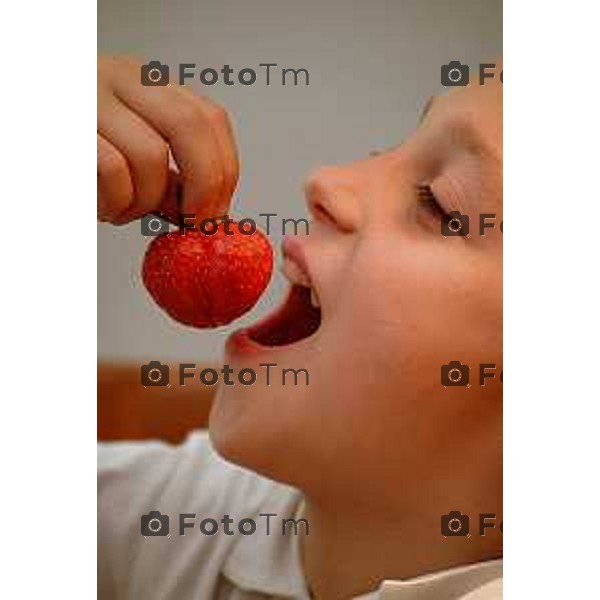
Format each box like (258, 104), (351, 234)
(123, 87), (238, 218)
(98, 90), (169, 222)
(153, 170), (184, 225)
(186, 92), (240, 213)
(108, 61), (239, 218)
(97, 133), (134, 222)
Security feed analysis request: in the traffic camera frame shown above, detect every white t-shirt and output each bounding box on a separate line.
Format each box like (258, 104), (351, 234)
(98, 431), (502, 599)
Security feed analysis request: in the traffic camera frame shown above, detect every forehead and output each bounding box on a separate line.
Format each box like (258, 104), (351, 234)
(425, 78), (503, 160)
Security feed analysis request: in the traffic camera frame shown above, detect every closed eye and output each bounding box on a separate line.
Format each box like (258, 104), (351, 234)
(417, 184), (447, 218)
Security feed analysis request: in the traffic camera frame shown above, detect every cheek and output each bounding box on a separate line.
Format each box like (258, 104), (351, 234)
(332, 238), (502, 368)
(411, 249), (502, 355)
(387, 238), (499, 332)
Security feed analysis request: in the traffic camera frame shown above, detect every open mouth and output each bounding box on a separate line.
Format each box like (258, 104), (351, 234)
(244, 285), (322, 347)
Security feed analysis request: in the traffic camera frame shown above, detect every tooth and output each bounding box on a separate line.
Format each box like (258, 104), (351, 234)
(310, 288), (320, 308)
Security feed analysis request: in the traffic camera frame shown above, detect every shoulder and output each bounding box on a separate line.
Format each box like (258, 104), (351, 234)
(98, 430), (288, 510)
(98, 431), (302, 599)
(99, 430), (297, 514)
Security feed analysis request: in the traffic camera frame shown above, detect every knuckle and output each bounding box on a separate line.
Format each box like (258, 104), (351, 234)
(128, 140), (168, 208)
(98, 148), (127, 180)
(140, 139), (168, 169)
(205, 102), (231, 130)
(169, 98), (232, 140)
(209, 103), (229, 123)
(174, 101), (206, 131)
(124, 136), (165, 173)
(111, 192), (135, 219)
(99, 186), (133, 220)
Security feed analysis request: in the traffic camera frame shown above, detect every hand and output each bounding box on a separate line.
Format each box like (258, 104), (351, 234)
(97, 55), (239, 224)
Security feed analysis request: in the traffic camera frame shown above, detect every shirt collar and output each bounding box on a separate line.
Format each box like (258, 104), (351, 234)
(355, 559), (503, 600)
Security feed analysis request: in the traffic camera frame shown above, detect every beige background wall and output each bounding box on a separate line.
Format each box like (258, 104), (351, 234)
(98, 0), (502, 361)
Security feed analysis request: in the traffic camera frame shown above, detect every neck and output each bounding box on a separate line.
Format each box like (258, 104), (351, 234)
(302, 468), (502, 599)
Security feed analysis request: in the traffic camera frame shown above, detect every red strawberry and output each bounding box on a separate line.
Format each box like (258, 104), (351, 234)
(142, 222), (273, 328)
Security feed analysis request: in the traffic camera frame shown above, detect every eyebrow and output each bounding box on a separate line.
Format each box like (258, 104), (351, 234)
(420, 95), (500, 161)
(372, 95), (499, 160)
(446, 116), (500, 162)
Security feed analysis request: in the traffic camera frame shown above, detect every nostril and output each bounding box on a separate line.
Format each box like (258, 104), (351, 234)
(305, 172), (332, 219)
(304, 169), (357, 233)
(311, 196), (337, 227)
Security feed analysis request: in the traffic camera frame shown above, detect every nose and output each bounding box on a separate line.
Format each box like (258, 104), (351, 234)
(304, 166), (362, 233)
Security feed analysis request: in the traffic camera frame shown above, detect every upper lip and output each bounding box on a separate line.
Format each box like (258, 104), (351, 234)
(281, 236), (313, 288)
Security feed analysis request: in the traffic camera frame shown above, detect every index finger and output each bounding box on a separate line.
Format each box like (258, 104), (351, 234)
(108, 59), (239, 218)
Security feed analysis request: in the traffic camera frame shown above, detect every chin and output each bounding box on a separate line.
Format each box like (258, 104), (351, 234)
(209, 285), (323, 480)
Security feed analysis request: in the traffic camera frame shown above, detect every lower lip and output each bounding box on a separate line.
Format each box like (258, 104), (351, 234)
(226, 322), (318, 359)
(225, 328), (264, 358)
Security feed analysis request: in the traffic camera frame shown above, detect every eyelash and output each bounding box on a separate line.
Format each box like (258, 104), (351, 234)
(417, 184), (447, 217)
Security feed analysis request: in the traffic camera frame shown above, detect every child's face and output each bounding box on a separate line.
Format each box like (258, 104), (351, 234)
(210, 76), (502, 501)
